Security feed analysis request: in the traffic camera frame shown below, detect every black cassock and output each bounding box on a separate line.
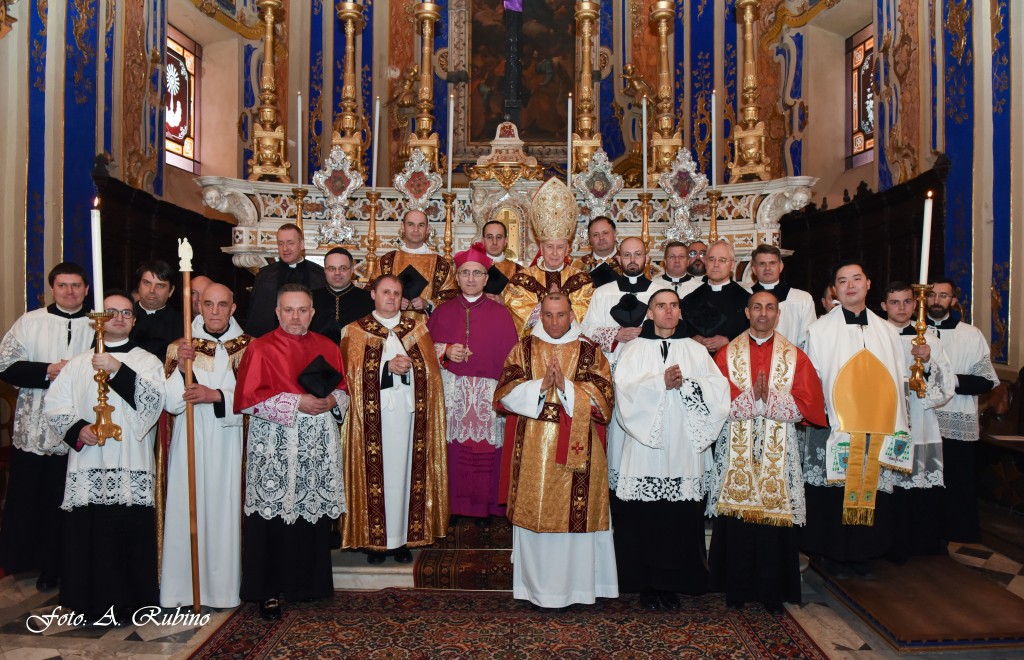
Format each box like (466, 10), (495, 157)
(310, 285), (374, 345)
(680, 281), (750, 343)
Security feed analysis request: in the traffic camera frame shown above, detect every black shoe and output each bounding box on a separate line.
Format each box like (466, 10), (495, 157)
(658, 591), (680, 610)
(259, 598), (282, 621)
(36, 575), (59, 592)
(366, 551), (387, 565)
(849, 561), (877, 581)
(394, 547), (413, 563)
(640, 591), (662, 610)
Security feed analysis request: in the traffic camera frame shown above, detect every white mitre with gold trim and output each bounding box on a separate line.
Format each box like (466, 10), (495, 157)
(530, 177), (578, 243)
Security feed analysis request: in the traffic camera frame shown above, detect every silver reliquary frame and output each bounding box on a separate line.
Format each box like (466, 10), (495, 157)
(659, 148), (708, 244)
(393, 148), (444, 212)
(313, 145), (364, 245)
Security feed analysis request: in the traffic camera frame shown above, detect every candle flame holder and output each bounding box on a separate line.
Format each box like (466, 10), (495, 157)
(908, 283), (933, 398)
(87, 311), (122, 445)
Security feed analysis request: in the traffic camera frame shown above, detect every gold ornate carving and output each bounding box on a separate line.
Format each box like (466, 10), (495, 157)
(991, 0), (1005, 52)
(759, 0), (840, 50)
(991, 262), (1008, 361)
(572, 0), (602, 173)
(945, 0), (970, 64)
(728, 0), (771, 182)
(648, 1), (682, 174)
(247, 0), (291, 181)
(1, 0), (17, 38)
(332, 2), (368, 174)
(189, 0), (263, 40)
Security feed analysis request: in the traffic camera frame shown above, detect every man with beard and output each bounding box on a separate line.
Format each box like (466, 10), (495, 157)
(161, 283), (252, 609)
(612, 289), (730, 609)
(926, 278), (999, 542)
(686, 240), (708, 278)
(572, 216), (623, 288)
(680, 240), (749, 353)
(504, 178), (593, 335)
(880, 282), (954, 557)
(657, 241), (701, 297)
(749, 244), (817, 348)
(367, 210), (457, 316)
(311, 247), (373, 345)
(480, 220), (522, 301)
(132, 260), (184, 360)
(0, 263), (95, 591)
(246, 224), (327, 337)
(495, 293), (617, 609)
(45, 292), (166, 623)
(708, 291), (826, 611)
(801, 261), (910, 579)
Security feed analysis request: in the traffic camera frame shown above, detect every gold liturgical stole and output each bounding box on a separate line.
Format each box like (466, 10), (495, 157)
(832, 348), (897, 526)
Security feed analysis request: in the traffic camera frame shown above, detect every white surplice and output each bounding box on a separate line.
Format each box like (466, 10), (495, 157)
(160, 317), (246, 608)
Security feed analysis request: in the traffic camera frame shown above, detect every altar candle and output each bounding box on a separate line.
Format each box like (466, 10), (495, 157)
(710, 89), (718, 186)
(90, 198), (103, 312)
(919, 191), (934, 284)
(567, 94), (573, 186)
(371, 96), (381, 190)
(641, 96), (648, 191)
(447, 93), (455, 191)
(296, 91), (303, 184)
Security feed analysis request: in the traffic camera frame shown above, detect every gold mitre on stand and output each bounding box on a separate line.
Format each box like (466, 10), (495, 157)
(530, 177), (578, 242)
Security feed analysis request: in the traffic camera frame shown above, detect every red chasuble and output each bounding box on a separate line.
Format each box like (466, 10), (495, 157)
(713, 333), (827, 427)
(234, 327), (347, 412)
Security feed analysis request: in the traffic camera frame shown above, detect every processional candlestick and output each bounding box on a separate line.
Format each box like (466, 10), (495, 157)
(727, 0), (771, 182)
(649, 1), (683, 175)
(706, 189), (722, 243)
(408, 2), (442, 170)
(247, 0), (291, 182)
(334, 2), (368, 175)
(364, 190), (381, 276)
(87, 311), (122, 446)
(572, 1), (602, 174)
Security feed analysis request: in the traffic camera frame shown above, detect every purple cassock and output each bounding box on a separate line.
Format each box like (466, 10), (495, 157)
(428, 293), (519, 518)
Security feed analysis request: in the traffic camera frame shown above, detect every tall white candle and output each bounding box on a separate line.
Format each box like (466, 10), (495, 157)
(919, 191), (934, 284)
(296, 91), (303, 184)
(710, 89), (718, 186)
(371, 96), (381, 190)
(566, 94), (573, 186)
(447, 93), (455, 191)
(90, 198), (103, 312)
(641, 96), (648, 191)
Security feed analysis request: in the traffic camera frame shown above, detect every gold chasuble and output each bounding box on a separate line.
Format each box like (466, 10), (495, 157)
(368, 250), (457, 313)
(494, 335), (614, 533)
(339, 314), (449, 550)
(504, 266), (593, 336)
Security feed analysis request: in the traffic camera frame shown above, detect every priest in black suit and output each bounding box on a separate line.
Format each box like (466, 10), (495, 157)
(132, 260), (184, 360)
(680, 240), (750, 354)
(245, 223), (326, 337)
(311, 247), (373, 346)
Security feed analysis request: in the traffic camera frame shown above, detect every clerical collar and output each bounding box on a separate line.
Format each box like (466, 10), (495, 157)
(138, 303), (165, 315)
(373, 311), (401, 329)
(928, 315), (958, 330)
(759, 282), (777, 290)
(661, 274), (690, 283)
(593, 251), (616, 263)
(401, 243), (433, 255)
(203, 325), (228, 340)
(105, 338), (135, 353)
(842, 307), (869, 326)
(638, 319), (688, 340)
(489, 253), (505, 263)
(616, 274), (650, 293)
(286, 258), (305, 269)
(894, 322), (917, 336)
(48, 303), (87, 319)
(462, 293), (483, 303)
(708, 280), (731, 292)
(330, 284), (353, 295)
(538, 262), (565, 273)
(749, 331), (774, 346)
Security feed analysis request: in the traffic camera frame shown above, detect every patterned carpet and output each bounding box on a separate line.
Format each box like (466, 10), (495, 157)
(190, 588), (827, 658)
(414, 516), (513, 590)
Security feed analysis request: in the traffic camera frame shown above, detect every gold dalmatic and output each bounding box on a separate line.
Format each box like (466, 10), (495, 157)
(718, 333), (798, 526)
(831, 349), (898, 526)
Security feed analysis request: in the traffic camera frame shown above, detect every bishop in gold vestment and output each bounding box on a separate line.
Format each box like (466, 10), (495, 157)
(340, 275), (449, 560)
(495, 293), (618, 608)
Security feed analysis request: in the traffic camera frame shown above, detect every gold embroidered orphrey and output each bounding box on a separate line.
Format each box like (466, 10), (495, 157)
(717, 333), (797, 526)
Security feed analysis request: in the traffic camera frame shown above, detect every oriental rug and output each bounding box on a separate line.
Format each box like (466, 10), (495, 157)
(414, 516), (513, 590)
(816, 554), (1024, 652)
(189, 588), (827, 658)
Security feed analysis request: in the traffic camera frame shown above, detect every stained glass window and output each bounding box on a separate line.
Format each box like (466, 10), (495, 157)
(165, 27), (202, 173)
(846, 24), (874, 169)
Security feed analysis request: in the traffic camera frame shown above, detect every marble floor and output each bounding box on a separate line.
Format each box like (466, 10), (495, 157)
(0, 541), (1022, 659)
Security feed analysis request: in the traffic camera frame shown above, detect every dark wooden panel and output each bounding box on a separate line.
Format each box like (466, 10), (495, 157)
(780, 157), (950, 315)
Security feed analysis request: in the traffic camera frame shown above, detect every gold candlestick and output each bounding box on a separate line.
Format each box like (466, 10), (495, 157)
(727, 0), (771, 182)
(649, 1), (683, 173)
(442, 191), (456, 260)
(638, 191), (653, 278)
(572, 0), (602, 172)
(364, 190), (381, 279)
(87, 312), (122, 446)
(333, 2), (367, 173)
(706, 189), (722, 243)
(292, 187), (307, 233)
(247, 0), (290, 181)
(908, 283), (933, 398)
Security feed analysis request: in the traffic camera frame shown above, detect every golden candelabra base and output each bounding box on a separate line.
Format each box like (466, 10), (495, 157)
(292, 187), (307, 233)
(908, 283), (934, 398)
(638, 191), (653, 278)
(442, 191), (456, 260)
(363, 190), (382, 281)
(87, 311), (122, 446)
(706, 189), (722, 243)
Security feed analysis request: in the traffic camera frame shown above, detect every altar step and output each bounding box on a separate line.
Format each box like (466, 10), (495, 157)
(331, 549), (416, 590)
